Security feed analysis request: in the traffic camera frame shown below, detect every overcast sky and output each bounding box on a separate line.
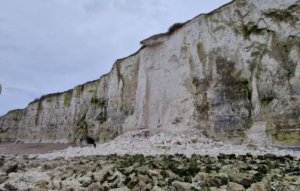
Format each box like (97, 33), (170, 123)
(0, 0), (231, 116)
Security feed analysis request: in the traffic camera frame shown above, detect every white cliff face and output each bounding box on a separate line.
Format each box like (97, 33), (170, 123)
(1, 0), (300, 146)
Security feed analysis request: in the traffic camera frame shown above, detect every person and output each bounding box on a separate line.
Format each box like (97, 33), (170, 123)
(93, 143), (96, 148)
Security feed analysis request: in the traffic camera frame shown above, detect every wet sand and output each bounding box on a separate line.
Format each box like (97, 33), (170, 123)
(0, 142), (79, 155)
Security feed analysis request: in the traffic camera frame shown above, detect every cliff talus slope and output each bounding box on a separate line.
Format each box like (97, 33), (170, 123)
(1, 0), (300, 146)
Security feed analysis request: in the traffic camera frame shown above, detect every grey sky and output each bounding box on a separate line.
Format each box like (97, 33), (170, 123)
(0, 0), (231, 116)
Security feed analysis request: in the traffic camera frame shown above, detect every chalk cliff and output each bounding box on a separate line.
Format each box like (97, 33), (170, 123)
(1, 0), (300, 146)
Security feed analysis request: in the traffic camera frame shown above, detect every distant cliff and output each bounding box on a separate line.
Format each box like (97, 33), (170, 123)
(1, 0), (300, 146)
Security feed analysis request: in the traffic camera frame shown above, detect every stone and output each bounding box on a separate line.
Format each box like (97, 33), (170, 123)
(172, 181), (193, 191)
(0, 175), (7, 184)
(2, 162), (18, 174)
(148, 169), (160, 177)
(0, 157), (5, 168)
(88, 182), (101, 191)
(274, 183), (297, 191)
(293, 177), (300, 185)
(205, 174), (229, 187)
(60, 180), (81, 189)
(4, 183), (18, 191)
(34, 181), (50, 190)
(93, 164), (114, 182)
(145, 184), (153, 190)
(165, 170), (178, 180)
(135, 166), (149, 174)
(15, 156), (24, 164)
(284, 176), (295, 182)
(110, 187), (130, 191)
(52, 180), (61, 189)
(125, 173), (138, 189)
(77, 188), (89, 191)
(227, 182), (246, 191)
(80, 178), (92, 187)
(228, 173), (255, 188)
(131, 180), (148, 191)
(247, 182), (271, 191)
(209, 187), (225, 191)
(193, 172), (208, 185)
(137, 174), (151, 184)
(152, 186), (164, 191)
(124, 166), (134, 174)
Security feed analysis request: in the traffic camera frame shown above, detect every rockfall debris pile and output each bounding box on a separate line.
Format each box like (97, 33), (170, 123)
(39, 130), (300, 160)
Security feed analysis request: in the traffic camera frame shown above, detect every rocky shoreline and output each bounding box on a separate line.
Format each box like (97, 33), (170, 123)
(0, 153), (300, 191)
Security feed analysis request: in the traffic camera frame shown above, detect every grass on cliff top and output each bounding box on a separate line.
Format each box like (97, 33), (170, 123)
(29, 89), (73, 105)
(168, 23), (185, 34)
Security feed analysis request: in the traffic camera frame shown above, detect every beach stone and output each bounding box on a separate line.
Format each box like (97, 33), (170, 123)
(110, 186), (130, 191)
(15, 156), (24, 164)
(246, 144), (258, 149)
(247, 182), (271, 191)
(193, 172), (208, 183)
(165, 170), (178, 180)
(88, 182), (101, 191)
(124, 166), (134, 174)
(152, 176), (159, 186)
(218, 154), (236, 160)
(2, 162), (18, 174)
(52, 180), (61, 189)
(103, 181), (119, 190)
(93, 164), (114, 182)
(135, 166), (149, 173)
(273, 183), (297, 191)
(132, 180), (148, 191)
(209, 187), (226, 191)
(172, 181), (192, 191)
(229, 173), (255, 188)
(137, 174), (151, 184)
(191, 138), (198, 143)
(28, 155), (37, 159)
(0, 156), (5, 165)
(4, 182), (18, 191)
(77, 188), (89, 191)
(206, 174), (228, 187)
(151, 186), (176, 191)
(33, 181), (49, 190)
(227, 182), (246, 191)
(126, 173), (138, 189)
(284, 175), (295, 182)
(293, 177), (300, 185)
(60, 180), (81, 189)
(148, 169), (160, 177)
(145, 184), (153, 190)
(79, 177), (92, 187)
(61, 186), (75, 191)
(0, 175), (7, 184)
(151, 186), (164, 191)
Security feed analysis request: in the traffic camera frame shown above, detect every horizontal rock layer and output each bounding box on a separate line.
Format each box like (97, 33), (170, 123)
(1, 0), (300, 145)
